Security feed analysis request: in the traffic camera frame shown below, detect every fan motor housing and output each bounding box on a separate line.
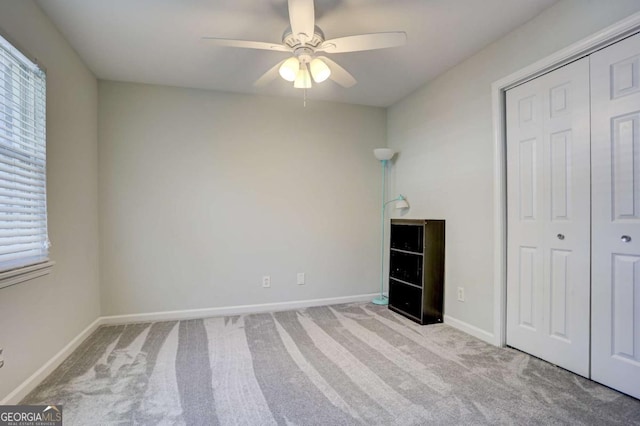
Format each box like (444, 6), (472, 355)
(282, 25), (325, 50)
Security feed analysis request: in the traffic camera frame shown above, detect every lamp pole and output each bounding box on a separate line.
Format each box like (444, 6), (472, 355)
(373, 159), (390, 305)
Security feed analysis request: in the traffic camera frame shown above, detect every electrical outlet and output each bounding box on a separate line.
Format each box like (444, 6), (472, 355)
(297, 272), (305, 285)
(457, 287), (465, 302)
(0, 348), (4, 369)
(262, 276), (271, 288)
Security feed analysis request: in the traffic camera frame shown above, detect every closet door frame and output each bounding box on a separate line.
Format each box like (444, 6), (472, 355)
(490, 12), (640, 347)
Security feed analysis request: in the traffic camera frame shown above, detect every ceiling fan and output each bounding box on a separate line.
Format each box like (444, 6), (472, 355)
(202, 0), (407, 89)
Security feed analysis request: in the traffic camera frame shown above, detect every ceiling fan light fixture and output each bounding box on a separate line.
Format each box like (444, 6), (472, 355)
(203, 0), (407, 92)
(310, 57), (331, 83)
(294, 63), (312, 89)
(279, 57), (299, 82)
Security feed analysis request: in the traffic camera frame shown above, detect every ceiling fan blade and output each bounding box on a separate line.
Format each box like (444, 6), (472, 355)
(317, 56), (356, 88)
(288, 0), (315, 44)
(254, 59), (288, 87)
(318, 32), (407, 53)
(202, 37), (289, 52)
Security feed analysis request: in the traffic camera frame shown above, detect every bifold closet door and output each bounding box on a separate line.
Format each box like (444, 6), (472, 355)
(506, 57), (591, 377)
(591, 32), (640, 399)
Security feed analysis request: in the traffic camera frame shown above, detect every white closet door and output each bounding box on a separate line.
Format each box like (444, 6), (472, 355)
(506, 57), (591, 377)
(591, 32), (640, 399)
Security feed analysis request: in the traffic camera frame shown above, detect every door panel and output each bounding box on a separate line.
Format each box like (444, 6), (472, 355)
(506, 57), (591, 377)
(611, 254), (640, 361)
(591, 32), (640, 399)
(519, 138), (537, 220)
(518, 246), (537, 329)
(550, 248), (570, 340)
(550, 131), (571, 220)
(611, 113), (640, 219)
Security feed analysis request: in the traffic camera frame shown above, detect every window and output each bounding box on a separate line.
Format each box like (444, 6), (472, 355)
(0, 33), (50, 282)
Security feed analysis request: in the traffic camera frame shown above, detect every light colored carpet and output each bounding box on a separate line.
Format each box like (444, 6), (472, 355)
(23, 303), (640, 425)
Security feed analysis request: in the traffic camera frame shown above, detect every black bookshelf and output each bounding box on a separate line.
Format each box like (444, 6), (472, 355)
(388, 219), (445, 325)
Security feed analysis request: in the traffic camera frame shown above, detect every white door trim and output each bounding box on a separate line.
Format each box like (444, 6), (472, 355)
(491, 12), (640, 347)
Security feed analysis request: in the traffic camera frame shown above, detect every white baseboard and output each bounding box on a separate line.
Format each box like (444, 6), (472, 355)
(0, 317), (102, 405)
(444, 314), (497, 346)
(100, 293), (379, 325)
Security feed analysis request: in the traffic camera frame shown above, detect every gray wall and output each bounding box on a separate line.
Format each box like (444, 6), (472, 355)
(0, 1), (100, 400)
(387, 0), (640, 336)
(98, 82), (386, 315)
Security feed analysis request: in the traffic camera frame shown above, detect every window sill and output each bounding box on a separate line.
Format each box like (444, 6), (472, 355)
(0, 260), (55, 290)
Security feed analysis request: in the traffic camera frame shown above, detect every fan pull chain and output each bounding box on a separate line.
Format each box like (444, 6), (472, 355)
(304, 88), (307, 107)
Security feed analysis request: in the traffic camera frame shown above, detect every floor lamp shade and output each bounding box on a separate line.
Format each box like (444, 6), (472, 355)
(374, 148), (395, 161)
(396, 198), (410, 209)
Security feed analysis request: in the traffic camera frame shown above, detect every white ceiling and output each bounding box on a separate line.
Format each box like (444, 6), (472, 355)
(36, 0), (558, 107)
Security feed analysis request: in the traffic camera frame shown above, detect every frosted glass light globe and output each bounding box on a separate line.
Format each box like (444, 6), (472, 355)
(294, 64), (312, 89)
(279, 57), (299, 82)
(310, 58), (331, 83)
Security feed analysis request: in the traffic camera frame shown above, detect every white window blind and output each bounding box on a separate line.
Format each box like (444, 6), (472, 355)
(0, 34), (49, 273)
